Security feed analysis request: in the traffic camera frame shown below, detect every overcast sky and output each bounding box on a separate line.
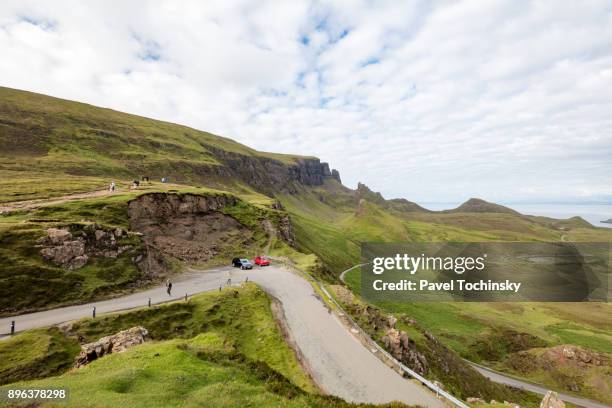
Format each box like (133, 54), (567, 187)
(1, 1), (611, 204)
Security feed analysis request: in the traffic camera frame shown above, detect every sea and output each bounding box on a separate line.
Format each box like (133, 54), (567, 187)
(418, 202), (612, 229)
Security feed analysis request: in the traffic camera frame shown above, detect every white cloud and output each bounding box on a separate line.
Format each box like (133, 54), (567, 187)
(1, 0), (611, 203)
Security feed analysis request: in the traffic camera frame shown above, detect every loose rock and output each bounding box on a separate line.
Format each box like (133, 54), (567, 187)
(75, 327), (149, 368)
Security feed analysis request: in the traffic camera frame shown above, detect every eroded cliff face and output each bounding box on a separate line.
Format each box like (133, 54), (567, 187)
(128, 193), (252, 267)
(205, 146), (341, 194)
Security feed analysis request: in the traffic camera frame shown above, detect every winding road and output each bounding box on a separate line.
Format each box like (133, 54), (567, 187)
(0, 265), (443, 407)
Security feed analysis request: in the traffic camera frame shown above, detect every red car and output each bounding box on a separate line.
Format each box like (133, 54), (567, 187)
(254, 256), (270, 266)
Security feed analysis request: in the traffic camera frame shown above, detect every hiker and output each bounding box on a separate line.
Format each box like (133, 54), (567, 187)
(166, 281), (172, 296)
(227, 278), (231, 286)
(132, 180), (140, 189)
(109, 181), (116, 192)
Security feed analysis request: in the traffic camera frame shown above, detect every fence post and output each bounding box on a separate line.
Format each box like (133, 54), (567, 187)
(10, 320), (15, 335)
(185, 293), (188, 301)
(92, 306), (96, 318)
(148, 297), (151, 307)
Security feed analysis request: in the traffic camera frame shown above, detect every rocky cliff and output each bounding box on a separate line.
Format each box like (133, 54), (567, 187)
(204, 146), (341, 194)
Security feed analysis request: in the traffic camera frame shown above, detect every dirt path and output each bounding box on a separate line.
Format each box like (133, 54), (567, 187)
(0, 265), (444, 407)
(0, 190), (112, 214)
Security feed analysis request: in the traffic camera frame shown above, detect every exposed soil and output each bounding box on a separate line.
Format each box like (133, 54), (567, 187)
(128, 193), (253, 264)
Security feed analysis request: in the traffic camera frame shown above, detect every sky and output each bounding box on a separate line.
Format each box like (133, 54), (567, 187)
(1, 0), (611, 204)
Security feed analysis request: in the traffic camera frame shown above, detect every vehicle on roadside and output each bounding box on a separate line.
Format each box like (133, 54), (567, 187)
(239, 258), (253, 270)
(254, 256), (270, 266)
(232, 257), (242, 267)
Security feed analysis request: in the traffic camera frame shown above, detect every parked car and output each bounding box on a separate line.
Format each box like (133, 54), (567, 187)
(232, 257), (242, 267)
(239, 258), (253, 270)
(254, 256), (270, 266)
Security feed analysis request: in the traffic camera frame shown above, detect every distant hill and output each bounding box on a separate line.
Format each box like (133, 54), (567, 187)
(447, 198), (520, 215)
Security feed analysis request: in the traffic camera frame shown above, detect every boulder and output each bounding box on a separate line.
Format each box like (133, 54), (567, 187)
(39, 225), (133, 270)
(381, 328), (428, 375)
(467, 397), (486, 404)
(45, 228), (72, 244)
(540, 391), (565, 408)
(95, 229), (107, 241)
(40, 238), (86, 269)
(75, 327), (149, 368)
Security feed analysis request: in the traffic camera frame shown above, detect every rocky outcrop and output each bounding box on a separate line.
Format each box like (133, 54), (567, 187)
(467, 397), (486, 404)
(128, 193), (253, 265)
(127, 192), (238, 222)
(508, 344), (606, 373)
(348, 303), (429, 376)
(277, 214), (296, 247)
(38, 226), (132, 270)
(355, 182), (428, 213)
(203, 146), (341, 194)
(75, 327), (149, 368)
(540, 391), (565, 408)
(382, 327), (428, 375)
(331, 169), (341, 183)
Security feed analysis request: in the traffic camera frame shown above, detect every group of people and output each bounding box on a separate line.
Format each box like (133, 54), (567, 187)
(108, 176), (167, 192)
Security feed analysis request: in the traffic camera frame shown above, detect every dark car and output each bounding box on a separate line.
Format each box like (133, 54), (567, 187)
(239, 259), (253, 270)
(232, 257), (242, 267)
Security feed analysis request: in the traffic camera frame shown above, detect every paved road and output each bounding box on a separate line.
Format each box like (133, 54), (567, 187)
(470, 362), (610, 408)
(0, 265), (443, 407)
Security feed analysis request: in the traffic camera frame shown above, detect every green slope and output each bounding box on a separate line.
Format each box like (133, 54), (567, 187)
(2, 285), (406, 408)
(0, 86), (318, 202)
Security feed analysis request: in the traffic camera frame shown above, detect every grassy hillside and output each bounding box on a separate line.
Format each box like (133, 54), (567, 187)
(279, 181), (612, 277)
(1, 285), (407, 408)
(281, 182), (611, 403)
(0, 185), (282, 316)
(0, 86), (321, 203)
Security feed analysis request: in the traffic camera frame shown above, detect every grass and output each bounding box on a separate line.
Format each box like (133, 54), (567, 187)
(0, 222), (143, 315)
(69, 284), (315, 392)
(344, 267), (612, 356)
(0, 328), (80, 385)
(0, 184), (285, 316)
(7, 337), (408, 408)
(0, 86), (312, 193)
(2, 284), (410, 408)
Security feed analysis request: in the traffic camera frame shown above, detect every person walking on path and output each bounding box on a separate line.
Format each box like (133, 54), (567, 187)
(109, 181), (116, 192)
(166, 281), (172, 296)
